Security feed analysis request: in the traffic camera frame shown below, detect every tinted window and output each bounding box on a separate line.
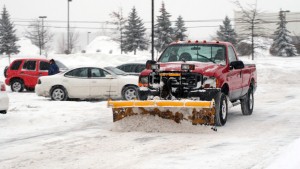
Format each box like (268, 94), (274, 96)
(91, 68), (105, 77)
(135, 64), (146, 72)
(10, 60), (22, 70)
(23, 60), (36, 70)
(65, 68), (88, 78)
(40, 61), (50, 71)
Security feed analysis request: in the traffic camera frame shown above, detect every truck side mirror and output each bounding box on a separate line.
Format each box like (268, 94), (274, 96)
(230, 60), (244, 70)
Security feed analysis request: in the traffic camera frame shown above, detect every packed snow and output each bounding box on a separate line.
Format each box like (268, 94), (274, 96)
(0, 37), (300, 169)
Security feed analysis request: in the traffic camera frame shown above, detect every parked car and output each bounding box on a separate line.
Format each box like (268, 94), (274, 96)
(0, 81), (9, 114)
(4, 58), (68, 92)
(35, 66), (139, 101)
(116, 63), (146, 76)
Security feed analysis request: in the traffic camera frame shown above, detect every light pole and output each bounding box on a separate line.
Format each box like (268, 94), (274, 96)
(280, 9), (290, 18)
(67, 0), (72, 54)
(151, 0), (154, 60)
(39, 16), (47, 56)
(87, 32), (91, 45)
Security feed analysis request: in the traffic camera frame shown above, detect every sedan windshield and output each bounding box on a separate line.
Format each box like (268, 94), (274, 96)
(158, 44), (226, 64)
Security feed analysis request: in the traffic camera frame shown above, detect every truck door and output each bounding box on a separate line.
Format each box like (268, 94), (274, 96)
(226, 46), (243, 100)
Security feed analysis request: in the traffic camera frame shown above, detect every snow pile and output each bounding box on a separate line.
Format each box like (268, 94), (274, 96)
(85, 36), (120, 54)
(112, 115), (213, 133)
(240, 37), (273, 57)
(266, 138), (300, 169)
(15, 37), (40, 56)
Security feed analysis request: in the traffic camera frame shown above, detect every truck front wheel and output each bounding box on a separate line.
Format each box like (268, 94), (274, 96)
(214, 92), (228, 126)
(11, 79), (24, 92)
(241, 87), (254, 115)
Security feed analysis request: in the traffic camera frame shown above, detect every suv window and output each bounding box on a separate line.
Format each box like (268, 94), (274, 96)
(23, 60), (36, 71)
(10, 60), (22, 70)
(40, 61), (50, 71)
(65, 68), (88, 78)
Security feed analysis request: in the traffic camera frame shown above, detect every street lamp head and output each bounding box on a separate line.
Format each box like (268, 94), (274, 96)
(280, 9), (290, 13)
(39, 16), (47, 19)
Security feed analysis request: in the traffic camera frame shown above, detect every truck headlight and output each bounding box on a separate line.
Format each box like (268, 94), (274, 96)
(181, 64), (195, 70)
(202, 76), (216, 88)
(151, 64), (160, 71)
(139, 76), (148, 87)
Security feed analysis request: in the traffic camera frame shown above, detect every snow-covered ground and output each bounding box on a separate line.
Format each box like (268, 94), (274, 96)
(1, 43), (300, 168)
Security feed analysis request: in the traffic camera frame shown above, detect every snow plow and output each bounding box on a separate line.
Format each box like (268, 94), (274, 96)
(108, 41), (257, 126)
(108, 99), (216, 125)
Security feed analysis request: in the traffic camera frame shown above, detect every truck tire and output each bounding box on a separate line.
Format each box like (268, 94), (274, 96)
(51, 86), (68, 101)
(122, 86), (138, 100)
(11, 79), (24, 92)
(214, 92), (228, 126)
(241, 87), (254, 115)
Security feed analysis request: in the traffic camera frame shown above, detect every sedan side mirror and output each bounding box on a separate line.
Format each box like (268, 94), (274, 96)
(230, 60), (244, 70)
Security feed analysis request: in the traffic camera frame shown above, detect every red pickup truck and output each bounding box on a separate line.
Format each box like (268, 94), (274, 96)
(136, 41), (257, 126)
(4, 58), (67, 92)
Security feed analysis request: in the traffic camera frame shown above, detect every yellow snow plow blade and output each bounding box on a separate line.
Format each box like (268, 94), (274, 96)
(108, 100), (216, 125)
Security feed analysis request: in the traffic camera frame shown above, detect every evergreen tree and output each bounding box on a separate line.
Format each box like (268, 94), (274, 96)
(270, 11), (298, 57)
(0, 6), (19, 63)
(173, 15), (187, 41)
(154, 2), (173, 53)
(123, 7), (148, 55)
(216, 16), (237, 45)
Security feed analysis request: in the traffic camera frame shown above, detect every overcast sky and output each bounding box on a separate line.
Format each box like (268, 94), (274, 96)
(1, 0), (300, 44)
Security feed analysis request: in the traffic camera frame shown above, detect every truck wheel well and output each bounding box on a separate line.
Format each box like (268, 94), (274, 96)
(221, 83), (229, 96)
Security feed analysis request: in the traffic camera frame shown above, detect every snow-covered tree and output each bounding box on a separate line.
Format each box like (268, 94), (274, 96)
(25, 19), (53, 56)
(173, 15), (187, 41)
(154, 2), (173, 53)
(109, 8), (126, 54)
(216, 16), (237, 46)
(234, 0), (265, 60)
(123, 7), (148, 55)
(270, 11), (298, 57)
(57, 29), (79, 54)
(0, 6), (19, 63)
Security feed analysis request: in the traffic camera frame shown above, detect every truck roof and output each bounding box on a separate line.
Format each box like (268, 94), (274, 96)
(169, 40), (232, 46)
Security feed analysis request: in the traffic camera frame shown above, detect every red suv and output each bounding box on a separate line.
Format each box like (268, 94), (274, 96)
(4, 58), (67, 92)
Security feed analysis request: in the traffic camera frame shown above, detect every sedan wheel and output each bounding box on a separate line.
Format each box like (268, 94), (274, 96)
(51, 87), (68, 101)
(122, 86), (138, 100)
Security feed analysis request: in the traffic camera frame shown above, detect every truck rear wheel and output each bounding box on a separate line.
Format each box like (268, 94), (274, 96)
(241, 87), (254, 115)
(214, 92), (228, 126)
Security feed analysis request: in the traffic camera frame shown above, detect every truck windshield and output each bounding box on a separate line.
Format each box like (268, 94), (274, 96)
(158, 44), (226, 64)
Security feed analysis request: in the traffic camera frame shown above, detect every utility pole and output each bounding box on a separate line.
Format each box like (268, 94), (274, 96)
(39, 16), (47, 56)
